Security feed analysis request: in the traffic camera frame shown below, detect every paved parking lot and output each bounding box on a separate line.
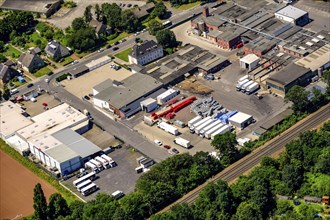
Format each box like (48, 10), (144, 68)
(21, 92), (61, 117)
(82, 124), (118, 149)
(64, 147), (144, 201)
(62, 63), (133, 98)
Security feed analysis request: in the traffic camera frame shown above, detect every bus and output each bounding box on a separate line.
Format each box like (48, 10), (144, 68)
(81, 183), (98, 196)
(72, 171), (96, 187)
(76, 179), (92, 192)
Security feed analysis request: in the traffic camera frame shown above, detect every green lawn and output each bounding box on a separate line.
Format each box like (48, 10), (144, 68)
(142, 17), (162, 28)
(34, 66), (52, 78)
(174, 1), (200, 10)
(108, 32), (131, 45)
(4, 45), (22, 59)
(75, 51), (90, 58)
(114, 48), (132, 62)
(59, 56), (74, 66)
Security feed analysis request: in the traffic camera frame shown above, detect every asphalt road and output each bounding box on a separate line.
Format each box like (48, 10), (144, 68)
(158, 103), (330, 212)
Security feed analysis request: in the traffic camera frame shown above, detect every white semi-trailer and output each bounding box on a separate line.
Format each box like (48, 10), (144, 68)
(204, 123), (225, 139)
(211, 125), (231, 140)
(199, 120), (222, 137)
(190, 116), (212, 132)
(101, 154), (117, 167)
(187, 116), (202, 127)
(90, 159), (104, 171)
(237, 75), (249, 83)
(157, 122), (179, 136)
(84, 162), (99, 173)
(236, 79), (249, 91)
(240, 81), (254, 93)
(245, 82), (260, 95)
(174, 137), (191, 148)
(95, 156), (110, 169)
(195, 118), (214, 134)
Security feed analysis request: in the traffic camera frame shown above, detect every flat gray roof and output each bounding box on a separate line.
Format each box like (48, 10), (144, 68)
(1, 0), (59, 13)
(52, 128), (101, 159)
(267, 63), (311, 86)
(275, 5), (308, 20)
(260, 109), (293, 130)
(93, 79), (113, 93)
(94, 73), (163, 109)
(45, 144), (80, 163)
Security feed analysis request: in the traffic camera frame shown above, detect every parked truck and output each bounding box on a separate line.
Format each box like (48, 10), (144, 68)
(101, 154), (117, 167)
(199, 120), (222, 137)
(188, 116), (202, 127)
(240, 81), (254, 93)
(95, 156), (110, 169)
(189, 116), (212, 133)
(211, 125), (231, 140)
(90, 159), (104, 171)
(157, 122), (179, 136)
(174, 137), (191, 149)
(84, 161), (99, 173)
(236, 79), (250, 91)
(238, 75), (249, 83)
(204, 123), (225, 139)
(195, 118), (214, 134)
(245, 82), (260, 95)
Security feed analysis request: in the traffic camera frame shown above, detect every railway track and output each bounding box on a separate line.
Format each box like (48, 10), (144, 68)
(160, 104), (330, 210)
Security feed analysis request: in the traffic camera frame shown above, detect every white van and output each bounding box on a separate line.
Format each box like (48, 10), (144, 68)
(112, 190), (125, 199)
(10, 88), (18, 95)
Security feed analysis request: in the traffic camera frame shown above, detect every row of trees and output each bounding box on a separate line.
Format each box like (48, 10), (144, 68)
(153, 122), (330, 219)
(33, 152), (222, 219)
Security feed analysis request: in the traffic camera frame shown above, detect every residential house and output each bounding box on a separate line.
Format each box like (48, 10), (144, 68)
(133, 2), (155, 20)
(45, 41), (70, 61)
(18, 51), (45, 73)
(89, 19), (111, 37)
(0, 63), (19, 85)
(129, 40), (163, 66)
(29, 47), (42, 55)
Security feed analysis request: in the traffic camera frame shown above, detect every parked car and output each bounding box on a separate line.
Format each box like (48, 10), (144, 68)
(47, 72), (54, 76)
(135, 38), (140, 43)
(84, 95), (90, 100)
(27, 83), (34, 88)
(113, 47), (119, 51)
(114, 41), (119, 45)
(154, 140), (162, 146)
(172, 148), (179, 154)
(106, 45), (112, 49)
(164, 145), (171, 149)
(127, 4), (132, 7)
(254, 93), (263, 100)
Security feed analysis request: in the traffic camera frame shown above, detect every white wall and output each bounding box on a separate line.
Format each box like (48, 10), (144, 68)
(93, 97), (109, 109)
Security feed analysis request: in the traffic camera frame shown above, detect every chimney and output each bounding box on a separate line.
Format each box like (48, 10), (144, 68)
(202, 6), (209, 17)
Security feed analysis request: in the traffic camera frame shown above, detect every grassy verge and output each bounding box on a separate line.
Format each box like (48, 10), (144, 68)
(75, 51), (90, 59)
(0, 139), (78, 204)
(33, 66), (52, 78)
(108, 32), (131, 45)
(174, 1), (200, 10)
(114, 48), (132, 62)
(60, 56), (74, 66)
(4, 44), (22, 59)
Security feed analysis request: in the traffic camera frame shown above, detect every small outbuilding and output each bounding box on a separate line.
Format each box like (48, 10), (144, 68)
(229, 112), (253, 129)
(23, 89), (39, 101)
(140, 98), (158, 113)
(240, 54), (260, 71)
(304, 196), (322, 203)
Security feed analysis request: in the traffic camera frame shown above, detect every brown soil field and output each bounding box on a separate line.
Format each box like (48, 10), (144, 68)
(0, 151), (57, 219)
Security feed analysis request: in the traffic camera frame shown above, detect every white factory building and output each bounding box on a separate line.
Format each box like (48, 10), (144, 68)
(1, 102), (101, 176)
(229, 112), (253, 129)
(275, 6), (309, 26)
(240, 54), (260, 71)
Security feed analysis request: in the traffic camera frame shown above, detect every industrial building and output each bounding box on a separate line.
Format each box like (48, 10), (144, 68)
(274, 5), (309, 26)
(266, 63), (313, 96)
(134, 45), (229, 86)
(0, 0), (61, 17)
(157, 89), (178, 105)
(240, 54), (260, 70)
(69, 65), (89, 78)
(129, 40), (163, 66)
(85, 56), (112, 71)
(228, 112), (253, 129)
(140, 98), (158, 112)
(93, 74), (163, 118)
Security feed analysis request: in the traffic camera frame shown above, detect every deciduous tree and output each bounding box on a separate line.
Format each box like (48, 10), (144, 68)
(156, 29), (177, 48)
(47, 193), (70, 219)
(285, 85), (310, 113)
(33, 183), (48, 220)
(84, 5), (93, 23)
(211, 132), (239, 165)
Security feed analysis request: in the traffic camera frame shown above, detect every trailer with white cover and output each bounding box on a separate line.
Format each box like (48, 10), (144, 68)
(245, 82), (260, 94)
(89, 159), (104, 171)
(76, 179), (92, 192)
(73, 172), (96, 187)
(190, 116), (212, 132)
(228, 112), (253, 129)
(205, 123), (225, 139)
(84, 161), (99, 173)
(174, 137), (191, 148)
(188, 116), (202, 127)
(101, 154), (117, 167)
(237, 75), (249, 83)
(199, 120), (222, 137)
(95, 156), (110, 169)
(157, 122), (179, 136)
(81, 183), (98, 196)
(211, 125), (231, 140)
(236, 79), (250, 91)
(195, 118), (214, 134)
(240, 81), (254, 93)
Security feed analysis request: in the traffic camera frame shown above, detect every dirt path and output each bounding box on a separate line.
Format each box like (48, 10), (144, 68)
(0, 151), (57, 219)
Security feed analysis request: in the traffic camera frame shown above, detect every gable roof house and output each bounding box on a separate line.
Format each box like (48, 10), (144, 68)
(45, 41), (70, 61)
(0, 63), (19, 85)
(18, 51), (45, 73)
(133, 2), (155, 20)
(89, 19), (111, 36)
